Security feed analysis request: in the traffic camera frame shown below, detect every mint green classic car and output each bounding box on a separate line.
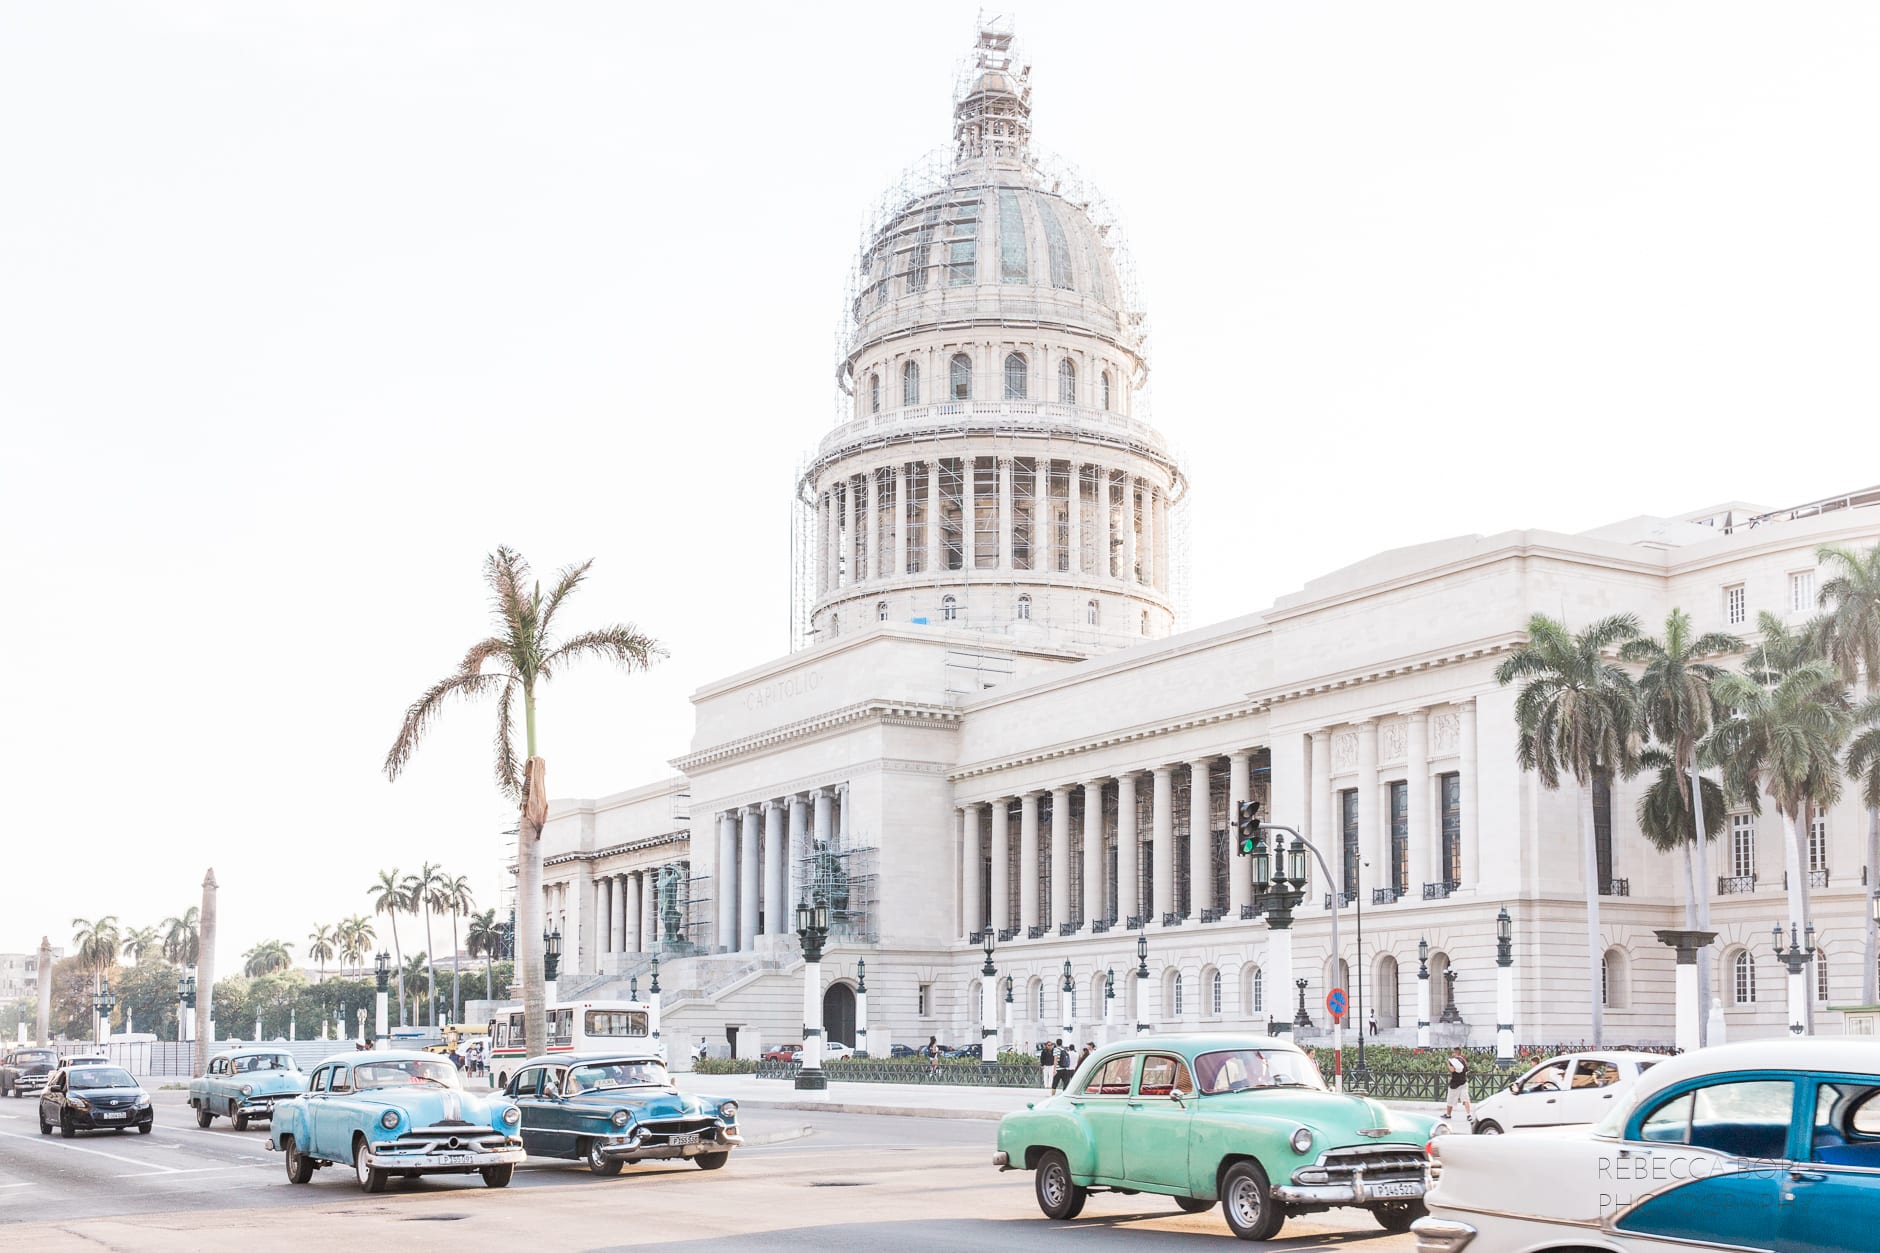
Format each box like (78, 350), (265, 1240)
(189, 1048), (307, 1130)
(994, 1034), (1443, 1241)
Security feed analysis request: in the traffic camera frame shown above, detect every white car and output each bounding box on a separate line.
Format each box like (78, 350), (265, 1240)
(821, 1042), (854, 1060)
(1469, 1050), (1666, 1135)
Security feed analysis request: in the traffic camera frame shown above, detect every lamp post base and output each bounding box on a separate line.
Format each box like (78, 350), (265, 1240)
(793, 1068), (828, 1091)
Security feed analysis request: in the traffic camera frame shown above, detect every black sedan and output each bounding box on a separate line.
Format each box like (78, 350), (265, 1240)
(39, 1064), (152, 1136)
(1, 1047), (59, 1098)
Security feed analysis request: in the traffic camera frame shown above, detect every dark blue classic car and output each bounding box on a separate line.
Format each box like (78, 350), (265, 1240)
(505, 1050), (741, 1175)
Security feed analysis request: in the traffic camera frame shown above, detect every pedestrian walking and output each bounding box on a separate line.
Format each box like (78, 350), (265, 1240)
(926, 1035), (942, 1077)
(1039, 1038), (1058, 1091)
(1443, 1046), (1473, 1125)
(1368, 1009), (1378, 1037)
(1052, 1040), (1075, 1092)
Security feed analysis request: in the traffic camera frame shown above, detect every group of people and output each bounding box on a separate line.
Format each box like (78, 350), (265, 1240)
(1037, 1039), (1094, 1092)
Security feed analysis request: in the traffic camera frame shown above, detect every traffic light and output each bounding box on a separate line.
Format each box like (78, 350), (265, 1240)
(1235, 800), (1262, 855)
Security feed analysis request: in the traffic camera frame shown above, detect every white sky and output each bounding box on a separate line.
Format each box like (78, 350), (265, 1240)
(3, 2), (1876, 973)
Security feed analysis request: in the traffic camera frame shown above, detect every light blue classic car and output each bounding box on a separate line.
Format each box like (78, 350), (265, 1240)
(189, 1048), (308, 1130)
(267, 1050), (525, 1192)
(504, 1050), (741, 1174)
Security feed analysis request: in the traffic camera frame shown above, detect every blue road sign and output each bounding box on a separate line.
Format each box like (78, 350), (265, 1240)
(1326, 987), (1347, 1018)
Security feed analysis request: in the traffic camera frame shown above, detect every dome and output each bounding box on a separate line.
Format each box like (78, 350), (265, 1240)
(965, 69), (1020, 99)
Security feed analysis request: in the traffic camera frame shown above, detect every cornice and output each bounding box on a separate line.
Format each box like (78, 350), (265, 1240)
(948, 699), (1261, 782)
(672, 699), (962, 773)
(542, 829), (689, 869)
(1250, 633), (1523, 711)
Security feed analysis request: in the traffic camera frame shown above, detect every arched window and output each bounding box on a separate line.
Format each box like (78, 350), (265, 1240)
(1733, 949), (1756, 1005)
(1004, 352), (1028, 400)
(869, 372), (881, 414)
(1016, 594), (1031, 621)
(1209, 969), (1223, 1016)
(1246, 965), (1263, 1014)
(902, 360), (920, 406)
(942, 594), (958, 622)
(1057, 358), (1076, 404)
(1140, 610), (1149, 635)
(876, 601), (888, 622)
(1035, 982), (1045, 1019)
(1817, 951), (1830, 1004)
(1100, 370), (1112, 411)
(1172, 973), (1185, 1017)
(1602, 950), (1629, 1009)
(828, 613), (838, 639)
(950, 353), (973, 402)
(1086, 599), (1099, 626)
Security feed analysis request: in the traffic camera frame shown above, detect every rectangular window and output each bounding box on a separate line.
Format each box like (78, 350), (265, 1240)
(1388, 781), (1409, 894)
(1593, 772), (1614, 891)
(1790, 570), (1816, 614)
(1725, 583), (1747, 626)
(997, 189), (1027, 283)
(1439, 772), (1462, 885)
(1038, 194), (1075, 290)
(918, 984), (931, 1017)
(1339, 789), (1360, 899)
(1809, 815), (1828, 873)
(1732, 813), (1756, 878)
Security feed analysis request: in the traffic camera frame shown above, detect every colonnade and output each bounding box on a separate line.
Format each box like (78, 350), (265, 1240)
(712, 785), (847, 955)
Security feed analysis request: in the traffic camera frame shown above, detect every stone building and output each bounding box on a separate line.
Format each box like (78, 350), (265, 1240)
(530, 24), (1880, 1057)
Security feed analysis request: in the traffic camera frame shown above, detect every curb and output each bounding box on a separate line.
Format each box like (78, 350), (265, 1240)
(722, 1096), (1007, 1121)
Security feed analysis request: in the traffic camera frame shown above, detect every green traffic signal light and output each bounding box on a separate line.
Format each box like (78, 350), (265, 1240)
(1234, 799), (1262, 854)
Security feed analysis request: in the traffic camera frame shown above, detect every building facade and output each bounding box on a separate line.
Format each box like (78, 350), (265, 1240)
(531, 25), (1880, 1058)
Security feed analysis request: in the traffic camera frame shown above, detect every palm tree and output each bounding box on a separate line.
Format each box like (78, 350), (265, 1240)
(383, 547), (663, 1058)
(369, 869), (412, 1025)
(401, 953), (431, 1018)
(71, 916), (121, 994)
(242, 940), (294, 977)
(466, 908), (502, 1000)
(1496, 612), (1642, 1046)
(1814, 541), (1880, 1000)
(337, 915), (375, 976)
(1707, 611), (1851, 1024)
(441, 874), (476, 1021)
(1620, 608), (1741, 1040)
(1636, 747), (1727, 907)
(306, 925), (336, 984)
(160, 906), (200, 967)
(120, 925), (161, 965)
(404, 863), (445, 1027)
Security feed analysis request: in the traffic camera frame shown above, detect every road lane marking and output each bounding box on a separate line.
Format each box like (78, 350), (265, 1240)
(0, 1130), (180, 1173)
(0, 1182), (34, 1189)
(117, 1165), (271, 1179)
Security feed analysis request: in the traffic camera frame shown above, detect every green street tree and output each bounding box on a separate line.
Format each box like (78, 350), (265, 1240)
(369, 868), (412, 1026)
(1813, 541), (1880, 999)
(160, 907), (200, 967)
(403, 862), (445, 1027)
(466, 908), (503, 1001)
(441, 874), (476, 1021)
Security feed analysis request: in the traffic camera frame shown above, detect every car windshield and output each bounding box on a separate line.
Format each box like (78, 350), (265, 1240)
(353, 1059), (459, 1090)
(237, 1053), (297, 1072)
(1193, 1048), (1327, 1094)
(15, 1051), (55, 1065)
(69, 1067), (137, 1090)
(567, 1060), (669, 1093)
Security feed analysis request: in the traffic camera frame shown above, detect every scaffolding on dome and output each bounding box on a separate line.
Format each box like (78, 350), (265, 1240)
(795, 836), (880, 944)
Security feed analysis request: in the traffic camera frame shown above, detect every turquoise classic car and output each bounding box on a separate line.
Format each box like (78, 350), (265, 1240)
(189, 1048), (308, 1130)
(504, 1049), (741, 1174)
(994, 1033), (1442, 1241)
(267, 1050), (525, 1192)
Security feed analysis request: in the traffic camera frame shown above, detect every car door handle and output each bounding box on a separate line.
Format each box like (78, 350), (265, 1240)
(1601, 1093), (1615, 1099)
(1617, 1148), (1652, 1160)
(1126, 1102), (1143, 1109)
(1789, 1170), (1827, 1183)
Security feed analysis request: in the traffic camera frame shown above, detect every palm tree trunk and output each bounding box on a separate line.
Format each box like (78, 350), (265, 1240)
(1779, 806), (1813, 1032)
(423, 905), (436, 1028)
(1680, 844), (1696, 928)
(1689, 763), (1714, 1045)
(1580, 782), (1604, 1047)
(450, 911), (462, 1023)
(194, 870), (216, 1074)
(389, 915), (406, 1027)
(1867, 805), (1880, 1005)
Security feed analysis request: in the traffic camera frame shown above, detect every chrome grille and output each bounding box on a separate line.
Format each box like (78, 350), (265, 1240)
(1313, 1146), (1426, 1184)
(638, 1117), (719, 1145)
(384, 1125), (514, 1154)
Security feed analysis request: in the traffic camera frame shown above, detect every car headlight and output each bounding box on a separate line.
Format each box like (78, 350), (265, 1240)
(719, 1101), (738, 1122)
(501, 1106), (520, 1126)
(135, 1096), (151, 1108)
(610, 1109), (631, 1128)
(1429, 1120), (1450, 1138)
(69, 1098), (89, 1111)
(1290, 1126), (1314, 1154)
(242, 1084), (254, 1096)
(380, 1109), (400, 1130)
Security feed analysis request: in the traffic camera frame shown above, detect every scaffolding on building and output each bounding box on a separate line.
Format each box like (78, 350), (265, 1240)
(795, 835), (880, 944)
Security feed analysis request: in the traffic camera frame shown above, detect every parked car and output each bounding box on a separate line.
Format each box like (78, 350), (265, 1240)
(822, 1042), (855, 1061)
(1416, 1038), (1880, 1253)
(1469, 1050), (1666, 1134)
(55, 1054), (112, 1069)
(267, 1050), (524, 1192)
(889, 1044), (918, 1059)
(760, 1045), (801, 1063)
(189, 1047), (309, 1130)
(37, 1064), (152, 1137)
(1, 1047), (60, 1098)
(503, 1049), (741, 1174)
(996, 1033), (1442, 1241)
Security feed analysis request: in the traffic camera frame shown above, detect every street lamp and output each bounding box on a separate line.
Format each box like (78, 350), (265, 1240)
(649, 952), (663, 1046)
(1004, 973), (1015, 1049)
(542, 928), (563, 985)
(1104, 966), (1115, 1029)
(373, 951), (390, 1048)
(1494, 907), (1516, 1065)
(978, 934), (998, 1065)
(176, 970), (197, 1045)
(1060, 959), (1075, 1043)
(1135, 924), (1151, 1034)
(856, 959), (870, 1058)
(1772, 921), (1817, 1036)
(794, 898), (831, 1090)
(1294, 977), (1310, 1029)
(91, 983), (117, 1046)
(1416, 938), (1431, 1047)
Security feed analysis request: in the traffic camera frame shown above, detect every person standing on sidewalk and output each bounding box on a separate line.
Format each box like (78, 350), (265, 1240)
(1052, 1041), (1075, 1092)
(1039, 1039), (1058, 1091)
(1443, 1046), (1473, 1125)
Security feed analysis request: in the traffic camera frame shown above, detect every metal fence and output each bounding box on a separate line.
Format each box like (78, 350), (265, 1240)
(751, 1060), (1040, 1087)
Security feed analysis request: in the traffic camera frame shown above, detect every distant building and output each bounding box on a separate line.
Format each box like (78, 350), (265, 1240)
(0, 948), (63, 1001)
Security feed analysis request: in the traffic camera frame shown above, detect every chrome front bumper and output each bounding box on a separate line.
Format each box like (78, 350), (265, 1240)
(1411, 1217), (1479, 1252)
(1272, 1177), (1428, 1205)
(993, 1150), (1011, 1169)
(365, 1142), (527, 1170)
(238, 1097), (284, 1118)
(600, 1128), (741, 1161)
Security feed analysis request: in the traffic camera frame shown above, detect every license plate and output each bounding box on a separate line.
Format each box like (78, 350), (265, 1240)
(1372, 1181), (1422, 1198)
(433, 1153), (473, 1165)
(99, 1112), (126, 1120)
(668, 1131), (700, 1146)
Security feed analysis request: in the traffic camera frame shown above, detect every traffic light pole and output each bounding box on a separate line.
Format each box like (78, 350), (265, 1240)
(1240, 814), (1345, 1093)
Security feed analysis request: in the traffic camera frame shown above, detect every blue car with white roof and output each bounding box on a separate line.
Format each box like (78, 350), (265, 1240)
(190, 1047), (308, 1129)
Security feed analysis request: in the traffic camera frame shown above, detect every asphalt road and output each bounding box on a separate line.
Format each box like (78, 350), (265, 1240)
(0, 1093), (1418, 1251)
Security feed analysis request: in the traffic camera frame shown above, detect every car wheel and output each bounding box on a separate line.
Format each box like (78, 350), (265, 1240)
(1473, 1119), (1503, 1135)
(1374, 1200), (1428, 1233)
(353, 1136), (387, 1194)
(1175, 1195), (1214, 1213)
(1220, 1159), (1284, 1242)
(234, 1113), (250, 1132)
(137, 1120), (152, 1135)
(480, 1164), (514, 1188)
(38, 1114), (50, 1136)
(495, 1071), (507, 1091)
(586, 1139), (625, 1176)
(694, 1151), (729, 1171)
(196, 1108), (213, 1128)
(1033, 1149), (1086, 1220)
(60, 1114), (76, 1139)
(283, 1136), (314, 1184)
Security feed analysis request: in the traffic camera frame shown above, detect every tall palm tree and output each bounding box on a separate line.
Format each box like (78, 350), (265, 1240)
(1636, 747), (1727, 906)
(120, 926), (161, 965)
(71, 916), (121, 994)
(383, 547), (663, 1059)
(1707, 611), (1851, 1023)
(1814, 541), (1880, 1000)
(466, 908), (502, 1000)
(369, 869), (411, 1026)
(1620, 608), (1741, 1040)
(337, 915), (375, 976)
(441, 874), (476, 1021)
(1496, 612), (1642, 1046)
(401, 953), (431, 1016)
(160, 906), (199, 967)
(306, 925), (336, 984)
(242, 940), (294, 977)
(403, 863), (445, 1027)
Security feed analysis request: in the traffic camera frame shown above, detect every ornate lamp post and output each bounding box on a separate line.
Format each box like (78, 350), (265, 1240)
(649, 953), (663, 1046)
(542, 927), (562, 987)
(1103, 967), (1115, 1032)
(1060, 959), (1076, 1043)
(176, 971), (197, 1045)
(1653, 927), (1717, 1053)
(1250, 832), (1316, 1034)
(1439, 968), (1464, 1025)
(856, 960), (870, 1058)
(1293, 978), (1310, 1031)
(1003, 974), (1014, 1049)
(628, 975), (639, 1002)
(1134, 926), (1151, 1034)
(1494, 907), (1516, 1065)
(92, 983), (117, 1047)
(794, 898), (831, 1091)
(976, 934), (998, 1065)
(1415, 939), (1431, 1047)
(373, 951), (391, 1049)
(1772, 922), (1817, 1036)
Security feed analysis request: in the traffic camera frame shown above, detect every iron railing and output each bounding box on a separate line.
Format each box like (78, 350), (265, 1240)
(1240, 904), (1259, 920)
(1200, 907), (1227, 923)
(1783, 869), (1831, 890)
(752, 1060), (1039, 1087)
(1422, 880), (1460, 900)
(1718, 874), (1758, 895)
(1323, 892), (1356, 909)
(1372, 887), (1402, 905)
(1601, 879), (1631, 897)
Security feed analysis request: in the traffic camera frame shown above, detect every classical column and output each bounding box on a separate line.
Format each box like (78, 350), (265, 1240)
(1406, 710), (1432, 896)
(894, 463), (909, 577)
(812, 787), (834, 854)
(716, 813), (737, 952)
(997, 456), (1014, 571)
(597, 877), (612, 956)
(1152, 766), (1174, 921)
(1154, 487), (1171, 593)
(865, 470), (880, 582)
(961, 805), (983, 938)
(623, 872), (640, 954)
(1459, 700), (1479, 888)
(838, 784), (851, 845)
(739, 806), (761, 951)
(1311, 730), (1334, 895)
(1116, 773), (1140, 925)
(1067, 463), (1083, 575)
(1049, 785), (1073, 931)
(788, 795), (809, 909)
(1122, 476), (1139, 584)
(1094, 466), (1111, 578)
(1019, 792), (1041, 933)
(641, 868), (659, 952)
(963, 455), (979, 570)
(1082, 779), (1105, 930)
(925, 461), (942, 576)
(1188, 758), (1213, 918)
(764, 800), (787, 937)
(1228, 750), (1253, 919)
(1140, 484), (1157, 590)
(990, 799), (1011, 934)
(1357, 721), (1380, 897)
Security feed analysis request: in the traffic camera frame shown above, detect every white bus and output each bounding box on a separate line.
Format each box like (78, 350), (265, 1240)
(487, 1000), (658, 1085)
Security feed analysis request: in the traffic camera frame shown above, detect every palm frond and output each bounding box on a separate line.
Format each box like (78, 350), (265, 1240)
(538, 625), (666, 679)
(535, 559), (594, 643)
(493, 675), (522, 799)
(383, 670), (506, 782)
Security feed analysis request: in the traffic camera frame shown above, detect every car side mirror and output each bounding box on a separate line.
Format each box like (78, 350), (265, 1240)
(543, 1083), (560, 1100)
(1170, 1090), (1185, 1106)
